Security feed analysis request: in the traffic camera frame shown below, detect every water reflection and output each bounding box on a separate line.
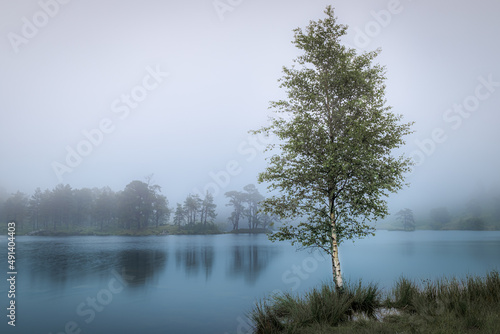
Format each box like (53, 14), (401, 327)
(25, 245), (119, 289)
(20, 236), (283, 290)
(2, 232), (499, 334)
(117, 249), (168, 286)
(227, 244), (279, 284)
(19, 238), (168, 290)
(400, 241), (415, 256)
(175, 246), (215, 280)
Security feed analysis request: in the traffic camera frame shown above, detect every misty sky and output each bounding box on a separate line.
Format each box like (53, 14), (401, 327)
(1, 0), (500, 212)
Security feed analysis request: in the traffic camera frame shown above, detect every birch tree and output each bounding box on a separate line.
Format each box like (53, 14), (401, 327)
(253, 6), (413, 289)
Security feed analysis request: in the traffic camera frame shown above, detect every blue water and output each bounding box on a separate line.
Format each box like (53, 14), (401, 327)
(0, 231), (499, 334)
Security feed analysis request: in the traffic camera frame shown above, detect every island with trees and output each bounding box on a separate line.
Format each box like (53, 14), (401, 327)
(0, 179), (276, 236)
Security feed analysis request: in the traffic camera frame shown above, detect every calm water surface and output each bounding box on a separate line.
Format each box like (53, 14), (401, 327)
(1, 231), (499, 334)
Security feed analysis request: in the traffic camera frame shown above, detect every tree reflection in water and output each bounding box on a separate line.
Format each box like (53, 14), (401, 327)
(227, 244), (280, 284)
(175, 246), (214, 280)
(117, 249), (168, 286)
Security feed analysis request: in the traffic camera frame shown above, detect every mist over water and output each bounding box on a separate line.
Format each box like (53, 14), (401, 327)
(1, 1), (500, 333)
(1, 0), (499, 215)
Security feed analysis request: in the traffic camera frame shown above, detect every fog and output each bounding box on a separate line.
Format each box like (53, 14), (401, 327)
(1, 0), (500, 218)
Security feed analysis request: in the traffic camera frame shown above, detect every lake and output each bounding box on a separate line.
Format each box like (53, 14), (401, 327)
(1, 231), (500, 334)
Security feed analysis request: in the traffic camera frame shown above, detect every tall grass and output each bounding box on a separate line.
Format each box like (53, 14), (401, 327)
(390, 270), (500, 331)
(250, 281), (380, 333)
(250, 271), (500, 333)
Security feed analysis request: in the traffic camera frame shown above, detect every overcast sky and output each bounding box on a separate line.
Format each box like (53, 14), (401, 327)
(1, 0), (499, 212)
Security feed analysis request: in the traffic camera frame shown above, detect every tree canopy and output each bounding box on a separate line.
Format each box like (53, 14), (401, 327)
(225, 184), (274, 231)
(253, 6), (414, 288)
(396, 208), (416, 231)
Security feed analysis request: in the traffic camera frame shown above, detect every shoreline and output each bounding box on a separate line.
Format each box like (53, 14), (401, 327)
(4, 227), (500, 237)
(0, 227), (272, 237)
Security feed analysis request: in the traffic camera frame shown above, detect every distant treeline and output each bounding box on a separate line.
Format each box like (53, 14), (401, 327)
(1, 179), (171, 233)
(389, 188), (500, 231)
(0, 180), (276, 234)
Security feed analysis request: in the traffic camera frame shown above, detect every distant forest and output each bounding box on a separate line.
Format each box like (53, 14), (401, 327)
(0, 179), (276, 235)
(2, 180), (500, 234)
(385, 187), (500, 231)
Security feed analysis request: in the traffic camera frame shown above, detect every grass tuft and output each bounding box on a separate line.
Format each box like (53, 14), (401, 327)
(249, 281), (382, 332)
(250, 271), (500, 333)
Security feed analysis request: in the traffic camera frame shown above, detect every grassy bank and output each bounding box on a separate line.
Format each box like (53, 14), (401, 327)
(12, 223), (223, 236)
(251, 271), (500, 333)
(7, 224), (276, 236)
(227, 228), (272, 234)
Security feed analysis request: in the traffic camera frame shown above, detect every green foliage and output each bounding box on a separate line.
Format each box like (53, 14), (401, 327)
(183, 194), (202, 225)
(387, 271), (500, 331)
(1, 178), (170, 234)
(251, 282), (381, 333)
(250, 271), (500, 333)
(0, 176), (232, 235)
(118, 180), (156, 230)
(460, 216), (486, 230)
(378, 192), (500, 230)
(349, 281), (381, 318)
(225, 190), (246, 230)
(201, 192), (217, 225)
(173, 203), (186, 227)
(169, 222), (221, 235)
(117, 178), (171, 230)
(0, 178), (236, 235)
(3, 191), (29, 229)
(389, 277), (419, 312)
(253, 6), (413, 253)
(225, 184), (274, 231)
(243, 184), (265, 229)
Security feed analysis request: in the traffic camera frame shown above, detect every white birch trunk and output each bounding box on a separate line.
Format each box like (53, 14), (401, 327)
(330, 211), (343, 289)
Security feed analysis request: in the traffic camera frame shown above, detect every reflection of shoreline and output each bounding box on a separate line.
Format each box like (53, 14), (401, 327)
(171, 235), (280, 284)
(14, 234), (281, 292)
(118, 249), (168, 286)
(18, 242), (168, 289)
(226, 244), (280, 284)
(7, 228), (271, 237)
(175, 246), (215, 280)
